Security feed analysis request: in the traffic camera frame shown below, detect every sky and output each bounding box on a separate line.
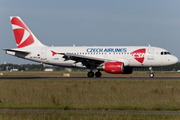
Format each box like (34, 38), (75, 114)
(0, 0), (180, 64)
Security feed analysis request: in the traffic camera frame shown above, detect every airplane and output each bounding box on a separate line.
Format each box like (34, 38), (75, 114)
(4, 16), (178, 78)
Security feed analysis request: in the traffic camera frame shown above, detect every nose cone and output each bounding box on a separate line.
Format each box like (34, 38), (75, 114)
(172, 56), (178, 64)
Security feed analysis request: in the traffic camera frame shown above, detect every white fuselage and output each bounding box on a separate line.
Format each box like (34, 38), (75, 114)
(11, 46), (178, 68)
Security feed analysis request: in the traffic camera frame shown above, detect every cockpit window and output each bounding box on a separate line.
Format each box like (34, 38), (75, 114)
(167, 52), (171, 55)
(161, 51), (171, 55)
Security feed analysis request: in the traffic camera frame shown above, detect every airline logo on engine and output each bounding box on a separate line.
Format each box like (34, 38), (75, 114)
(11, 17), (34, 48)
(87, 48), (127, 52)
(131, 48), (146, 63)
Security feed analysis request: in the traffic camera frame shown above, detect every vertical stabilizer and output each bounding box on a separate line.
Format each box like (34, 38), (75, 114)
(10, 16), (46, 48)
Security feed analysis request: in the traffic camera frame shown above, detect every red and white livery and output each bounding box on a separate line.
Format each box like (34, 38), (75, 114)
(5, 16), (178, 78)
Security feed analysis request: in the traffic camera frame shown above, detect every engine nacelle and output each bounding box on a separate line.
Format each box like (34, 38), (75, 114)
(100, 62), (124, 74)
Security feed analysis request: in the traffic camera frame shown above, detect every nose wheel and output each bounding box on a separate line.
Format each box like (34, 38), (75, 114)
(149, 67), (154, 78)
(149, 73), (154, 78)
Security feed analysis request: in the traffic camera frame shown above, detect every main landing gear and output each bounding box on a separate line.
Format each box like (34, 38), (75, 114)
(149, 67), (154, 78)
(87, 71), (102, 77)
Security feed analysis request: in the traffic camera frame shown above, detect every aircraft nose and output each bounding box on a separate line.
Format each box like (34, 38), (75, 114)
(172, 56), (178, 64)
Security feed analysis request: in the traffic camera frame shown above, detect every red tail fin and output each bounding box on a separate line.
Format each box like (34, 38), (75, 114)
(10, 16), (45, 48)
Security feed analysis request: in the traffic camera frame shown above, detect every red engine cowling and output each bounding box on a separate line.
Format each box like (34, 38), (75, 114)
(103, 62), (124, 74)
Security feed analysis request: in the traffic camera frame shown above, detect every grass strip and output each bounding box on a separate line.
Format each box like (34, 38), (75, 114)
(0, 79), (179, 110)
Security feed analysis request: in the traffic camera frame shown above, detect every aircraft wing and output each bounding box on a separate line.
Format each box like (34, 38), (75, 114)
(60, 53), (107, 68)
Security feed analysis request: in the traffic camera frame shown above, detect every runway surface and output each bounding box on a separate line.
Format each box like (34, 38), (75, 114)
(0, 109), (180, 114)
(0, 77), (180, 80)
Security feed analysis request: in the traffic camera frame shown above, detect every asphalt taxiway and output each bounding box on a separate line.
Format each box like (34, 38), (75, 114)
(0, 77), (180, 80)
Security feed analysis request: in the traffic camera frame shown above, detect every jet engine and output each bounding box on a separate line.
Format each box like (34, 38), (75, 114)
(97, 62), (124, 74)
(97, 62), (133, 74)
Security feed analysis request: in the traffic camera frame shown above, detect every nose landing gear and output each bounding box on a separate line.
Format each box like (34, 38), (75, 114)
(149, 67), (154, 78)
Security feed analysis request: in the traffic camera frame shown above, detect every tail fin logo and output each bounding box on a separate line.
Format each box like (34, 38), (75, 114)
(132, 48), (146, 63)
(11, 17), (34, 48)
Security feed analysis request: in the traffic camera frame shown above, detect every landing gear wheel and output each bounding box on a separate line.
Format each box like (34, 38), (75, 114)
(87, 71), (94, 77)
(149, 67), (154, 78)
(95, 71), (102, 77)
(149, 73), (154, 78)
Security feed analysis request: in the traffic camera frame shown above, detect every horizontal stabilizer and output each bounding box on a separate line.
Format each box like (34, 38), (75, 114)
(4, 49), (30, 58)
(3, 49), (30, 54)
